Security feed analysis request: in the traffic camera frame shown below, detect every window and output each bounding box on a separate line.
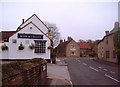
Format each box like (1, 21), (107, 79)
(34, 40), (46, 53)
(106, 51), (110, 58)
(71, 52), (76, 55)
(30, 27), (32, 29)
(12, 39), (17, 43)
(72, 52), (74, 55)
(70, 44), (74, 48)
(113, 50), (116, 58)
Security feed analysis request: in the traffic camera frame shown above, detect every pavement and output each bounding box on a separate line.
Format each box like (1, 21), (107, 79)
(45, 58), (72, 86)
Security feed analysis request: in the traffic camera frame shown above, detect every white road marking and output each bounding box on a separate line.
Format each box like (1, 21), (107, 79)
(105, 74), (120, 83)
(103, 69), (108, 71)
(82, 63), (87, 66)
(89, 66), (99, 72)
(98, 66), (102, 69)
(69, 80), (73, 87)
(110, 71), (115, 74)
(78, 60), (81, 62)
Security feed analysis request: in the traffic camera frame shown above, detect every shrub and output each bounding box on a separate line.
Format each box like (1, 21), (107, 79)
(28, 58), (47, 65)
(29, 43), (35, 49)
(47, 46), (52, 49)
(18, 42), (24, 50)
(1, 44), (8, 51)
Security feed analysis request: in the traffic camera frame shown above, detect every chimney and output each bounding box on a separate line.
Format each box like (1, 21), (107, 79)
(22, 19), (25, 24)
(67, 36), (72, 41)
(105, 31), (109, 36)
(114, 22), (119, 29)
(64, 39), (66, 42)
(60, 40), (63, 44)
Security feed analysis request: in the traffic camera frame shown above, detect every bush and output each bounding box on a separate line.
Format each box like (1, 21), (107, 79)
(18, 42), (24, 50)
(29, 43), (35, 49)
(1, 44), (8, 51)
(28, 58), (47, 65)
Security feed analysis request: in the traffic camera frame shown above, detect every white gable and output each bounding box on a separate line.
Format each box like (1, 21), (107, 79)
(7, 22), (50, 59)
(19, 14), (49, 34)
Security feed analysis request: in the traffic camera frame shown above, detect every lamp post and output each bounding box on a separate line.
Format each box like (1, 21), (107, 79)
(48, 34), (56, 64)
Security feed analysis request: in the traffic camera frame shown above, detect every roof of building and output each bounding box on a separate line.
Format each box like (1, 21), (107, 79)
(79, 42), (91, 49)
(55, 37), (77, 51)
(0, 14), (51, 42)
(57, 40), (72, 49)
(98, 22), (120, 44)
(0, 31), (16, 42)
(17, 14), (49, 31)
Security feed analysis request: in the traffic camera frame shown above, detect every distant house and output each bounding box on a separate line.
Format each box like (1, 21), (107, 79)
(55, 37), (80, 58)
(0, 14), (51, 61)
(79, 42), (92, 57)
(98, 22), (119, 63)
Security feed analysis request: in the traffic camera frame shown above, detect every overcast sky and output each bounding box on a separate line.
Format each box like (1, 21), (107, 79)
(0, 0), (119, 41)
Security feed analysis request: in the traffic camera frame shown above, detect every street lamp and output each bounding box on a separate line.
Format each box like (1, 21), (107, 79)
(48, 34), (56, 64)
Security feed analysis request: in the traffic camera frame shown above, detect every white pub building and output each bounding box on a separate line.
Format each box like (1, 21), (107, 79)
(0, 14), (51, 62)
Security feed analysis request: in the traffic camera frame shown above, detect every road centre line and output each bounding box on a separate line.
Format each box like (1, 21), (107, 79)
(110, 71), (115, 74)
(89, 66), (99, 72)
(103, 69), (108, 71)
(98, 66), (102, 69)
(98, 67), (115, 74)
(105, 74), (120, 83)
(82, 63), (87, 66)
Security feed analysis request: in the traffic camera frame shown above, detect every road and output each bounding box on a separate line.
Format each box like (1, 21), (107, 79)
(65, 57), (120, 86)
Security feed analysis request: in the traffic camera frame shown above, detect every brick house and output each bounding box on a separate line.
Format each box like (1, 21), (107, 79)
(55, 37), (80, 58)
(98, 22), (119, 63)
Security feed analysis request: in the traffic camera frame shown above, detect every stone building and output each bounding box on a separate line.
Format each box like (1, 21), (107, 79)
(55, 37), (80, 58)
(98, 22), (119, 63)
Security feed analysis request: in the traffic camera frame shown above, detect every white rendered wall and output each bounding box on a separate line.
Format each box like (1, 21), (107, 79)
(8, 23), (50, 59)
(20, 14), (48, 34)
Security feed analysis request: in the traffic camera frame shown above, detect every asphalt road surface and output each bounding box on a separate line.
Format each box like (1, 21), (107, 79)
(65, 57), (120, 86)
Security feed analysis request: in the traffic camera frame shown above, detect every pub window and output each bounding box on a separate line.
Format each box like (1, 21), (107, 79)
(12, 39), (17, 43)
(34, 40), (46, 53)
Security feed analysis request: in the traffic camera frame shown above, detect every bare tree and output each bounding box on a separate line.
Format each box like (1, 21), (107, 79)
(44, 21), (61, 48)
